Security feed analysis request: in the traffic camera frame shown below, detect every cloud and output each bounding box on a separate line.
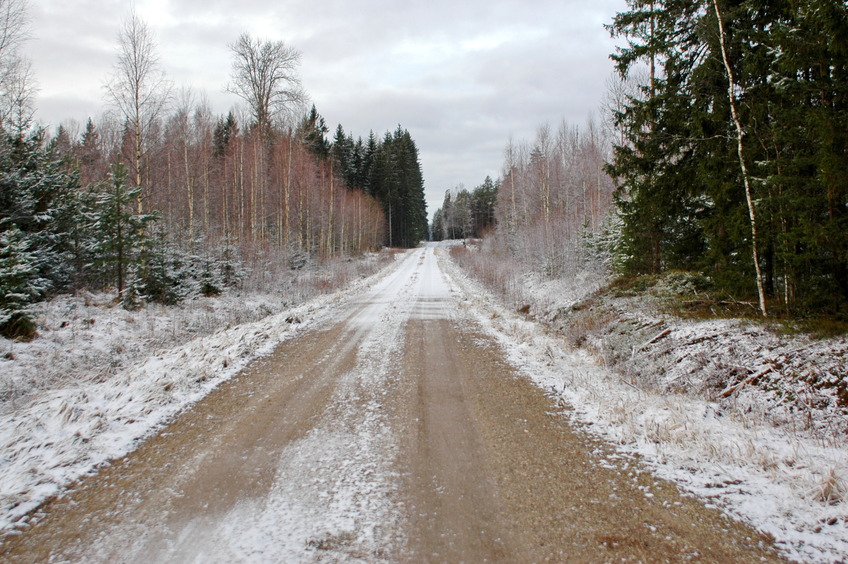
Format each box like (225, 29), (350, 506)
(29, 0), (627, 217)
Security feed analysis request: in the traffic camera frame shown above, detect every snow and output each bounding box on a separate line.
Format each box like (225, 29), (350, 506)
(1, 242), (847, 562)
(0, 250), (411, 535)
(439, 246), (848, 563)
(152, 262), (420, 562)
(73, 244), (454, 561)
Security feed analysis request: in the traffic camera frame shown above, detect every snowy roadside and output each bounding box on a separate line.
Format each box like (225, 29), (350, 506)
(0, 251), (410, 535)
(438, 245), (848, 563)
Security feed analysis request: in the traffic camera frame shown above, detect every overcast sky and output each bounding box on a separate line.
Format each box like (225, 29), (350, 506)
(29, 0), (626, 217)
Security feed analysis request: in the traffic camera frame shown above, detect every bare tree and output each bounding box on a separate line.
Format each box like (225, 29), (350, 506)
(0, 54), (34, 135)
(0, 0), (35, 135)
(0, 0), (25, 53)
(227, 33), (307, 132)
(105, 7), (172, 213)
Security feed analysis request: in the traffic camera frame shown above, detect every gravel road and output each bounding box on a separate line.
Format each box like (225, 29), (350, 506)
(0, 245), (781, 562)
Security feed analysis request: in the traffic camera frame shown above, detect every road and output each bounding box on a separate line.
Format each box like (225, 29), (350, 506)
(0, 245), (780, 562)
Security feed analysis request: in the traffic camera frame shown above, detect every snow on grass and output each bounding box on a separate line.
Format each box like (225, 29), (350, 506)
(160, 251), (428, 562)
(0, 251), (410, 535)
(439, 245), (848, 563)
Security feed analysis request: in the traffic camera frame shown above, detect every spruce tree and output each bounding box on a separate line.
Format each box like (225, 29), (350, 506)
(0, 129), (80, 293)
(89, 162), (156, 305)
(607, 0), (848, 314)
(0, 226), (48, 339)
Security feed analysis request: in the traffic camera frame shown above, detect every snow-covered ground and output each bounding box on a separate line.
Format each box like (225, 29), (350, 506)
(2, 242), (847, 562)
(0, 251), (407, 535)
(441, 246), (848, 563)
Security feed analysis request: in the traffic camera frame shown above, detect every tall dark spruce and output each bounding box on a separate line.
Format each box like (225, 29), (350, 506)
(607, 0), (848, 314)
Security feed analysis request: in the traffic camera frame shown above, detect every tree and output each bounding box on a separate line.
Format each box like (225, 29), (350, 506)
(712, 0), (766, 317)
(332, 124), (358, 189)
(297, 105), (329, 158)
(104, 7), (171, 214)
(0, 225), (45, 338)
(227, 33), (306, 133)
(0, 55), (34, 136)
(0, 128), (80, 291)
(607, 0), (848, 314)
(471, 176), (499, 235)
(77, 118), (106, 187)
(89, 162), (156, 304)
(0, 0), (35, 137)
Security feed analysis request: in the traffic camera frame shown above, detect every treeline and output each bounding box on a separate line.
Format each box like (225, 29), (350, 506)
(430, 176), (499, 241)
(607, 0), (848, 315)
(0, 4), (428, 338)
(495, 120), (614, 276)
(451, 1), (847, 319)
(329, 121), (428, 248)
(437, 118), (614, 280)
(53, 108), (388, 257)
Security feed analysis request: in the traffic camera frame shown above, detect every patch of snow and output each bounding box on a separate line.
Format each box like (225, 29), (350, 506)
(0, 251), (412, 535)
(439, 245), (848, 563)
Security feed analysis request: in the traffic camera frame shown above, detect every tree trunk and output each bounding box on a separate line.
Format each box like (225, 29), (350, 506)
(713, 0), (768, 317)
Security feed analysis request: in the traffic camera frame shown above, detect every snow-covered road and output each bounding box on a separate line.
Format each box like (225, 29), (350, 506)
(0, 244), (843, 561)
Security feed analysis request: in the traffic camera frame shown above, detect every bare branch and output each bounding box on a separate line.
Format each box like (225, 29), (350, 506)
(0, 0), (28, 61)
(227, 33), (307, 131)
(104, 7), (172, 210)
(0, 54), (36, 135)
(0, 0), (33, 134)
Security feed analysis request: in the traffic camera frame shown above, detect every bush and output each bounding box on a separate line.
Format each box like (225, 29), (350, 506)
(0, 227), (48, 339)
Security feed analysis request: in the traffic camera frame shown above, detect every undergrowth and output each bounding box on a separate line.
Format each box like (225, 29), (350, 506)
(611, 271), (848, 339)
(451, 251), (848, 442)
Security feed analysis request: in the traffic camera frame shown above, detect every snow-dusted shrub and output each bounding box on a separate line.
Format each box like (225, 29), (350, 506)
(0, 227), (49, 339)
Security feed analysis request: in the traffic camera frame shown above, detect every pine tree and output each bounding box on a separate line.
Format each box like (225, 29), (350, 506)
(0, 225), (47, 339)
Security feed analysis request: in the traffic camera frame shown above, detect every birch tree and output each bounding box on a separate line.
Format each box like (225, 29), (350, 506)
(105, 8), (171, 214)
(227, 33), (307, 133)
(712, 0), (767, 317)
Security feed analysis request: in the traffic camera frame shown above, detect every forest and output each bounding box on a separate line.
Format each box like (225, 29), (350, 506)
(439, 0), (847, 320)
(3, 0), (847, 342)
(0, 6), (427, 338)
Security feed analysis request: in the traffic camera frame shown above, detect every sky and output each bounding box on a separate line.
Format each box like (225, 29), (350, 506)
(29, 0), (627, 219)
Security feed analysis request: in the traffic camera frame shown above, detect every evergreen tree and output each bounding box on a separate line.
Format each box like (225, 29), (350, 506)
(0, 226), (48, 339)
(606, 0), (848, 313)
(360, 131), (378, 195)
(470, 176), (499, 235)
(89, 162), (156, 305)
(213, 111), (238, 159)
(78, 118), (106, 186)
(297, 105), (329, 159)
(331, 124), (357, 189)
(0, 128), (80, 292)
(367, 126), (427, 247)
(431, 207), (444, 241)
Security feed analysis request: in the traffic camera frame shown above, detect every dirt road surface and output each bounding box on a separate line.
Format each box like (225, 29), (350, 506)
(0, 245), (781, 562)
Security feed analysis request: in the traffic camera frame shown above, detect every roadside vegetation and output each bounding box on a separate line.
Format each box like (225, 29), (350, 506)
(0, 4), (428, 342)
(439, 0), (848, 442)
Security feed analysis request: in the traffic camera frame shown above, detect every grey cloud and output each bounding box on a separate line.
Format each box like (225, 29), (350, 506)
(31, 0), (628, 218)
